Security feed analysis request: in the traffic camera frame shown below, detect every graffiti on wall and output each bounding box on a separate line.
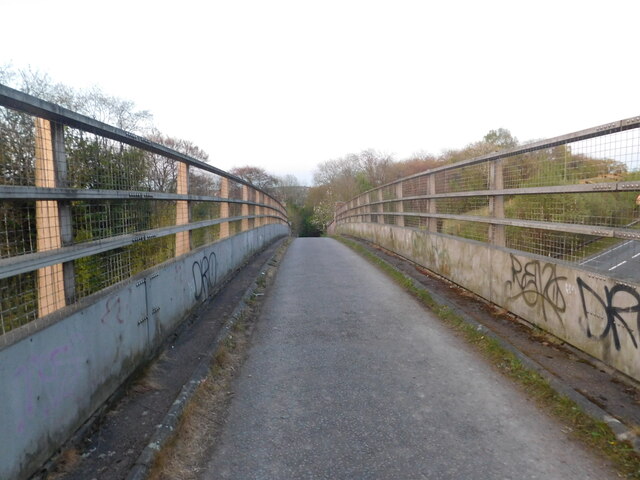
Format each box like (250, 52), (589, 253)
(505, 254), (567, 323)
(100, 296), (123, 325)
(576, 277), (640, 351)
(13, 334), (85, 434)
(425, 236), (451, 277)
(192, 251), (218, 300)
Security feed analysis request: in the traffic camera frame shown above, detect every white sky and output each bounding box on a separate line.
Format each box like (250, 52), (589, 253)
(1, 0), (639, 185)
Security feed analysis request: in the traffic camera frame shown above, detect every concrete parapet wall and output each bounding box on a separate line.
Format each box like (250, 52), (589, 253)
(0, 224), (289, 480)
(338, 223), (640, 383)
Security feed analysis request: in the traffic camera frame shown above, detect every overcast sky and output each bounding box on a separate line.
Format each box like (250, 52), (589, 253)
(1, 0), (638, 185)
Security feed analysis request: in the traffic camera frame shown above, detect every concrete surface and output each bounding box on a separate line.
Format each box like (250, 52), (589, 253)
(0, 224), (288, 480)
(203, 237), (616, 479)
(44, 238), (287, 480)
(349, 236), (640, 445)
(337, 222), (640, 383)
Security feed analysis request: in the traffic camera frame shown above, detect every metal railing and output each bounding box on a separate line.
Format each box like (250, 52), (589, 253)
(335, 115), (640, 277)
(0, 84), (288, 336)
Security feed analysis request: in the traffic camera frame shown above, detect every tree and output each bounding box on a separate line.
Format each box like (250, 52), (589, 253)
(275, 174), (306, 206)
(286, 203), (321, 237)
(230, 166), (280, 194)
(359, 149), (394, 188)
(310, 196), (336, 233)
(306, 133), (520, 234)
(389, 152), (440, 179)
(313, 150), (394, 202)
(11, 68), (153, 134)
(440, 128), (519, 165)
(483, 128), (518, 149)
(144, 131), (209, 192)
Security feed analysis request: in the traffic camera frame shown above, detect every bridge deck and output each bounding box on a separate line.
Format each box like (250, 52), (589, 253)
(203, 237), (614, 479)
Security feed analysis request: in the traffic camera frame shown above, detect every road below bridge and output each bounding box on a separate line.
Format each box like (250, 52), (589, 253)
(200, 237), (616, 479)
(580, 239), (640, 280)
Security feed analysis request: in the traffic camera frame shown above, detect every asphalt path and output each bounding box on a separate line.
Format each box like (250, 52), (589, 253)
(580, 239), (640, 280)
(203, 237), (615, 479)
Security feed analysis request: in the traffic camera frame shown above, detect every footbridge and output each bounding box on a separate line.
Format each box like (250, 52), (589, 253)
(1, 84), (640, 479)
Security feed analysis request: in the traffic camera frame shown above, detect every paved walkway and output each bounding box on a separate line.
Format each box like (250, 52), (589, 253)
(203, 238), (615, 479)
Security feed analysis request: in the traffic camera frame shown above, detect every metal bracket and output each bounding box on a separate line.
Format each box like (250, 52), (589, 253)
(619, 183), (640, 190)
(137, 316), (148, 325)
(132, 233), (157, 244)
(618, 231), (640, 240)
(586, 273), (607, 282)
(592, 184), (615, 191)
(596, 122), (618, 132)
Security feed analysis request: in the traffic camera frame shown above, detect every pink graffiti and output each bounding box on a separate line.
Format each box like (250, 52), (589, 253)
(13, 334), (85, 434)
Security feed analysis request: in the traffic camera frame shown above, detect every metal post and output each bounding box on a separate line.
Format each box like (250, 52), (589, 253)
(396, 182), (405, 227)
(489, 159), (505, 247)
(427, 174), (437, 232)
(51, 121), (76, 305)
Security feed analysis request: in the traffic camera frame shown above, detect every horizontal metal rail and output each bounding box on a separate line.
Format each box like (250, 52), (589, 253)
(341, 115), (640, 198)
(0, 214), (282, 280)
(343, 181), (638, 208)
(0, 84), (284, 208)
(336, 211), (636, 238)
(0, 185), (288, 217)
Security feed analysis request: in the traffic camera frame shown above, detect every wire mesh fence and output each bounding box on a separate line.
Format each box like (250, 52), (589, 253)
(335, 116), (640, 282)
(1, 201), (36, 258)
(0, 85), (288, 336)
(71, 200), (178, 242)
(73, 236), (176, 301)
(435, 163), (490, 194)
(64, 129), (161, 191)
(0, 271), (37, 334)
(0, 107), (36, 187)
